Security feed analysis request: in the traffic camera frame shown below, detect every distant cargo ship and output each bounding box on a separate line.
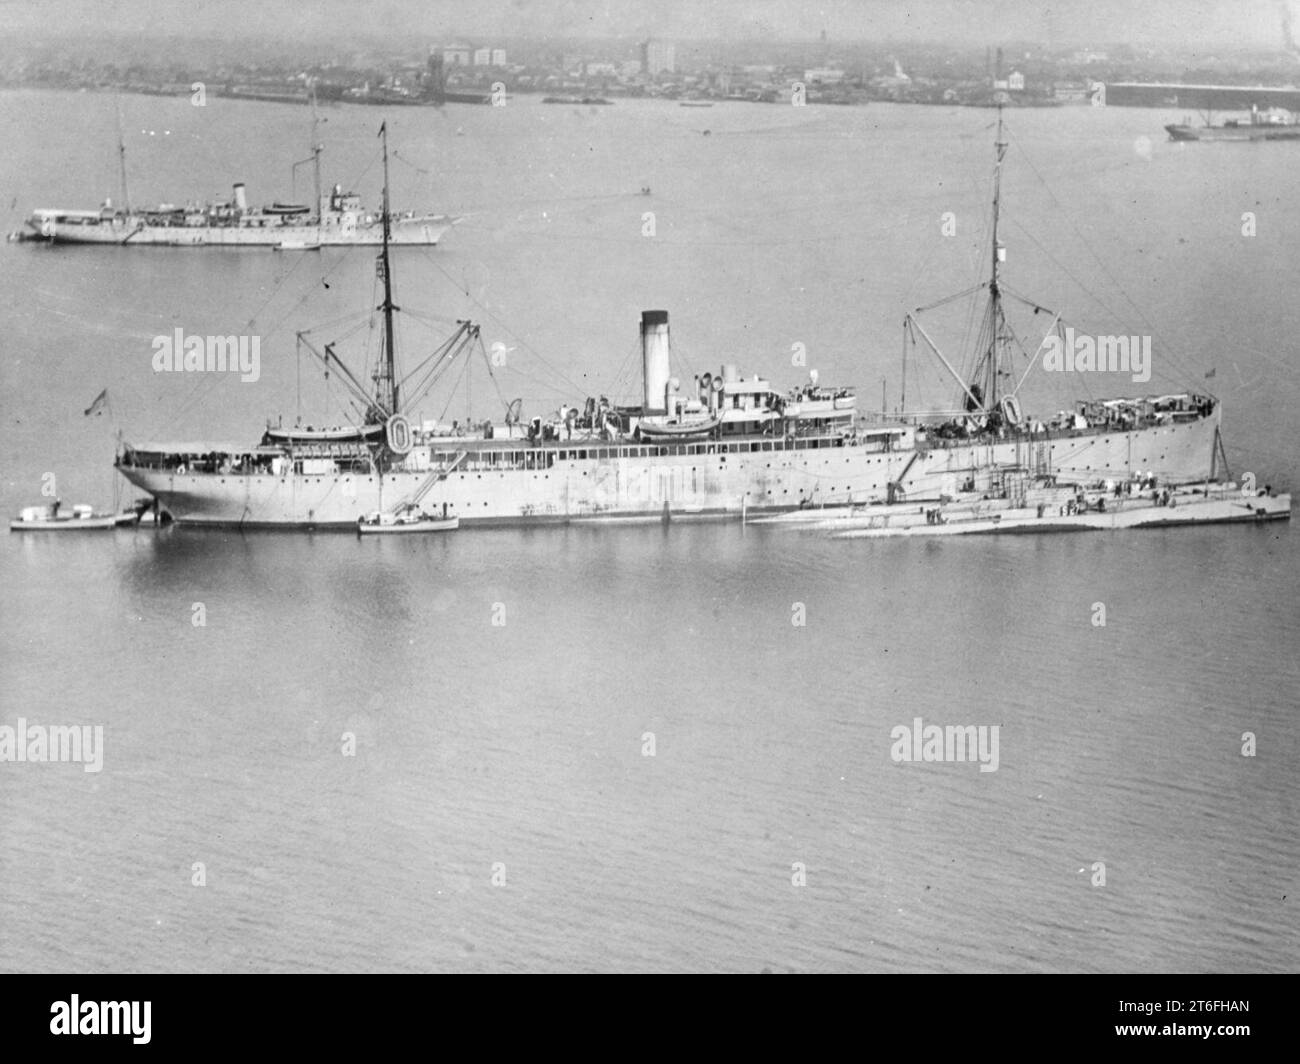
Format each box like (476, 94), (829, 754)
(1166, 105), (1300, 141)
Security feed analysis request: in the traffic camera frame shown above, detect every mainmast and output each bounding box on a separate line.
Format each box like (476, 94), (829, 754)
(901, 65), (1060, 425)
(959, 85), (1012, 415)
(984, 96), (1009, 408)
(374, 122), (399, 418)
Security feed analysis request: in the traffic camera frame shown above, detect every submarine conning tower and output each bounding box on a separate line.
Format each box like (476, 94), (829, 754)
(640, 310), (670, 415)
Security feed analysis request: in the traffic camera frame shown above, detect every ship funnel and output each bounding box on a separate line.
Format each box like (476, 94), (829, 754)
(232, 183), (248, 211)
(640, 310), (670, 414)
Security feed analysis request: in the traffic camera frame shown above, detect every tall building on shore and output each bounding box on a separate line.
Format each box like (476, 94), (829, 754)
(442, 42), (471, 67)
(641, 39), (675, 76)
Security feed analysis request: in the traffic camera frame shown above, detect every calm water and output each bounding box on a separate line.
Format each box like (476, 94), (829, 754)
(0, 90), (1296, 973)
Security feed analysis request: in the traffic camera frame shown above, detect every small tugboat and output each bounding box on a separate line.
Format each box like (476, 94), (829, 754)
(357, 502), (459, 535)
(9, 500), (142, 531)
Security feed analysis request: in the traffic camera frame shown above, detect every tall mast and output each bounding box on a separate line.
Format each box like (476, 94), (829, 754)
(310, 81), (322, 220)
(986, 97), (1007, 407)
(115, 98), (131, 214)
(991, 101), (1004, 303)
(291, 88), (324, 223)
(375, 122), (399, 417)
(907, 65), (1059, 423)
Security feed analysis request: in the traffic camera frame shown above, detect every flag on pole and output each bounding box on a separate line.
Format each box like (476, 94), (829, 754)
(1205, 368), (1216, 379)
(84, 388), (108, 417)
(378, 121), (386, 137)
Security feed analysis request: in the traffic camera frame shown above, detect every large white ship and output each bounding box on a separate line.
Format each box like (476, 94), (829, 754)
(16, 188), (454, 248)
(114, 117), (1285, 530)
(12, 117), (453, 248)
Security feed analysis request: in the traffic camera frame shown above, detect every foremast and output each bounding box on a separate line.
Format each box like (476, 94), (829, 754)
(290, 122), (485, 446)
(373, 122), (399, 420)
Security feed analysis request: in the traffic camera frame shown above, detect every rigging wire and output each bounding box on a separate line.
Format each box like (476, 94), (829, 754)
(435, 351), (473, 424)
(416, 247), (590, 398)
(1003, 124), (1203, 388)
(1002, 213), (1189, 392)
(604, 338), (645, 404)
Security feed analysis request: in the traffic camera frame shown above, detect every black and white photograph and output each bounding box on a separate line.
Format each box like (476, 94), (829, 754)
(0, 0), (1294, 1003)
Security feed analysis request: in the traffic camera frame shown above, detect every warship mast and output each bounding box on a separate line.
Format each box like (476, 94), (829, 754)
(374, 122), (399, 418)
(902, 91), (1027, 421)
(972, 95), (1010, 412)
(115, 98), (131, 215)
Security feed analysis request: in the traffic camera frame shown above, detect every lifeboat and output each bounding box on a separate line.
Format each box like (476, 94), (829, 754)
(635, 417), (720, 443)
(262, 424), (384, 443)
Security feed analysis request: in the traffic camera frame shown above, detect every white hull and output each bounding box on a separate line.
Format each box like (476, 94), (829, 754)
(23, 216), (454, 247)
(10, 511), (138, 531)
(118, 414), (1225, 529)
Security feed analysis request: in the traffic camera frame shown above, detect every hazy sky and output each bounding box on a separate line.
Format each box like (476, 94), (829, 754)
(2, 0), (1297, 50)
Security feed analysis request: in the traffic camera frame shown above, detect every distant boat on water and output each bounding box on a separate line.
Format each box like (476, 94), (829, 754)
(1166, 104), (1300, 141)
